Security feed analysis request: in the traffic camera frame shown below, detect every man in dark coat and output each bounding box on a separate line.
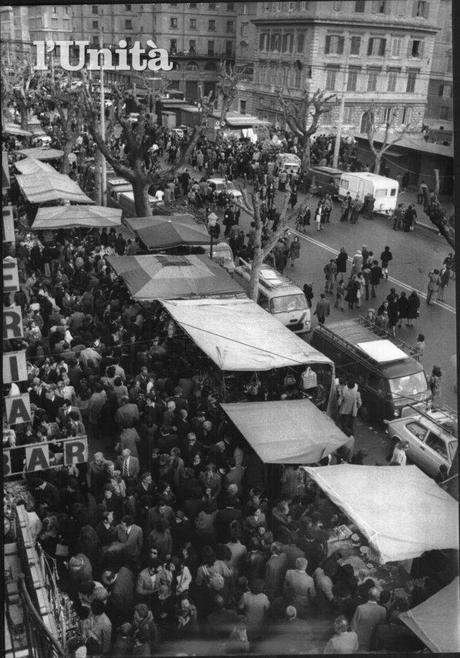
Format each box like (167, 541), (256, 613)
(102, 566), (135, 628)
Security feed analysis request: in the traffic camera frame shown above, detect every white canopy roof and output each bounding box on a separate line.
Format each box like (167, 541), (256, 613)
(15, 172), (93, 204)
(33, 205), (122, 229)
(303, 465), (459, 563)
(161, 298), (332, 372)
(399, 577), (460, 653)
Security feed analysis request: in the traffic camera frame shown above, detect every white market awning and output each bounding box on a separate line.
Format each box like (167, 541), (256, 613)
(161, 298), (333, 371)
(14, 157), (57, 176)
(17, 147), (64, 161)
(221, 399), (349, 463)
(399, 577), (460, 653)
(33, 205), (122, 229)
(15, 172), (93, 204)
(303, 464), (459, 563)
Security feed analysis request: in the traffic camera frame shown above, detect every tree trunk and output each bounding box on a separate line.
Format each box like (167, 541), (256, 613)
(61, 140), (72, 175)
(248, 214), (263, 302)
(373, 153), (382, 174)
(133, 178), (152, 217)
(19, 104), (29, 130)
(301, 138), (311, 173)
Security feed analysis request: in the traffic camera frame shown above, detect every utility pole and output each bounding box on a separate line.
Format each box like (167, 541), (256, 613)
(99, 12), (107, 206)
(332, 40), (350, 169)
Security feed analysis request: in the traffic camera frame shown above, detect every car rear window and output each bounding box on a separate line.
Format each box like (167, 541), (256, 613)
(425, 432), (448, 460)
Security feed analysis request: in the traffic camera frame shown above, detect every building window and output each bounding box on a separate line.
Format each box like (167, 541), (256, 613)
(402, 106), (412, 123)
(92, 35), (99, 46)
(409, 40), (423, 57)
(190, 18), (197, 29)
(190, 2), (197, 6)
(92, 20), (99, 29)
(271, 33), (281, 51)
(326, 67), (338, 90)
(92, 5), (98, 13)
(53, 6), (58, 14)
(343, 106), (353, 123)
(439, 106), (450, 120)
(243, 4), (248, 13)
(208, 19), (216, 31)
(241, 23), (248, 37)
(259, 33), (268, 50)
(354, 0), (365, 11)
(226, 20), (234, 32)
(170, 17), (178, 28)
(225, 40), (233, 55)
(413, 0), (429, 18)
(438, 84), (452, 98)
(367, 37), (386, 56)
(125, 19), (132, 29)
(406, 71), (417, 92)
(294, 67), (302, 87)
(282, 33), (293, 52)
(170, 39), (177, 54)
(446, 53), (452, 72)
(297, 33), (304, 52)
(391, 38), (401, 56)
(382, 106), (395, 122)
(387, 70), (398, 91)
(325, 35), (345, 55)
(367, 69), (378, 91)
(373, 0), (387, 12)
(227, 2), (234, 9)
(125, 4), (132, 10)
(208, 40), (215, 55)
(333, 0), (342, 9)
(347, 67), (359, 91)
(209, 2), (216, 8)
(240, 99), (246, 114)
(350, 36), (361, 55)
(189, 39), (196, 53)
(186, 61), (198, 70)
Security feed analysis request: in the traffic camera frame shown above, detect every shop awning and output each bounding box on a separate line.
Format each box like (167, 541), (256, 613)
(15, 157), (57, 175)
(221, 400), (349, 463)
(125, 214), (209, 249)
(17, 147), (64, 161)
(33, 205), (122, 229)
(107, 254), (244, 301)
(4, 123), (33, 137)
(161, 298), (333, 371)
(399, 577), (460, 653)
(15, 172), (93, 204)
(303, 465), (459, 563)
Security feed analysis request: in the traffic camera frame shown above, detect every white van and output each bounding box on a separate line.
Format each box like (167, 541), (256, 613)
(338, 172), (399, 214)
(234, 259), (311, 333)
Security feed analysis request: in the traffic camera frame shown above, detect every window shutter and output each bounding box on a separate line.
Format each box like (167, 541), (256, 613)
(419, 40), (424, 57)
(379, 38), (386, 56)
(407, 40), (412, 57)
(339, 36), (345, 54)
(423, 2), (429, 18)
(412, 0), (418, 16)
(438, 84), (443, 97)
(367, 38), (373, 56)
(325, 35), (331, 54)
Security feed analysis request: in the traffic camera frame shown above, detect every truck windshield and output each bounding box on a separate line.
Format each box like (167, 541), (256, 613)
(389, 372), (427, 401)
(270, 294), (307, 314)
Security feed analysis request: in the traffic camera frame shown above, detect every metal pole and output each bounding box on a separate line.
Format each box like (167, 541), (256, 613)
(100, 17), (107, 206)
(332, 43), (350, 169)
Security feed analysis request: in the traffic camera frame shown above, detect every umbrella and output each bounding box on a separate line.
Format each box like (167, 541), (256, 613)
(32, 205), (122, 229)
(125, 214), (209, 250)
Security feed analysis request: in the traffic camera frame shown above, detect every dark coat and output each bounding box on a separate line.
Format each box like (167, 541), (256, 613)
(106, 566), (135, 627)
(336, 251), (348, 273)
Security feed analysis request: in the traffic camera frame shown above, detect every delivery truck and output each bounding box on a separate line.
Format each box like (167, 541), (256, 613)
(338, 172), (399, 214)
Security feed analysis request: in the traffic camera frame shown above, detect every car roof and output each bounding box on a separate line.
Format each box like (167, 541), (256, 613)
(402, 414), (458, 444)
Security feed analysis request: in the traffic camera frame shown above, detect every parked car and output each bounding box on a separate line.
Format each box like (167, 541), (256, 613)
(207, 178), (242, 200)
(385, 409), (458, 478)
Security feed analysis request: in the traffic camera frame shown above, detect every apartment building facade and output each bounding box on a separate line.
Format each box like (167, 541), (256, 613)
(0, 6), (31, 62)
(423, 0), (452, 130)
(236, 0), (440, 134)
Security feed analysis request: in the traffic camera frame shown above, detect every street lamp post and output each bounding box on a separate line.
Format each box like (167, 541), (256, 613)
(208, 212), (218, 259)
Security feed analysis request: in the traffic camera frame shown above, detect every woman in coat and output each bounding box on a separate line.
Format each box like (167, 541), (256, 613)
(289, 237), (301, 267)
(406, 291), (420, 327)
(396, 291), (409, 328)
(345, 276), (359, 310)
(336, 248), (348, 276)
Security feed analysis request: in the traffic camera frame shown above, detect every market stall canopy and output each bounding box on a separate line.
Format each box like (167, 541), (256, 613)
(221, 400), (349, 463)
(125, 214), (209, 249)
(399, 577), (460, 653)
(107, 254), (244, 301)
(4, 123), (33, 137)
(33, 205), (122, 229)
(303, 465), (459, 563)
(15, 172), (94, 204)
(161, 298), (333, 371)
(17, 147), (64, 161)
(14, 157), (56, 176)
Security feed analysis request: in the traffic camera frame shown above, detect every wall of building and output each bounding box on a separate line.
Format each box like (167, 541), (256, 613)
(424, 0), (452, 126)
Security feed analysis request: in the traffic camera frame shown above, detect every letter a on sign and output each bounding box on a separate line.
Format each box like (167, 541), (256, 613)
(26, 445), (50, 472)
(5, 394), (32, 425)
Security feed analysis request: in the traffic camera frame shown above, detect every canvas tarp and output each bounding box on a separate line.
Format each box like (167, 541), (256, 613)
(33, 205), (122, 229)
(15, 157), (57, 175)
(15, 172), (93, 204)
(303, 465), (459, 563)
(107, 254), (244, 301)
(221, 400), (348, 463)
(125, 214), (209, 249)
(161, 298), (333, 371)
(17, 147), (64, 161)
(399, 577), (460, 653)
(4, 123), (32, 137)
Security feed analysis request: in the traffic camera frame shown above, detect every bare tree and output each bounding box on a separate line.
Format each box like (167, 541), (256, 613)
(278, 88), (336, 172)
(362, 106), (411, 175)
(81, 77), (214, 217)
(217, 62), (251, 122)
(1, 60), (41, 129)
(234, 189), (291, 301)
(422, 186), (455, 250)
